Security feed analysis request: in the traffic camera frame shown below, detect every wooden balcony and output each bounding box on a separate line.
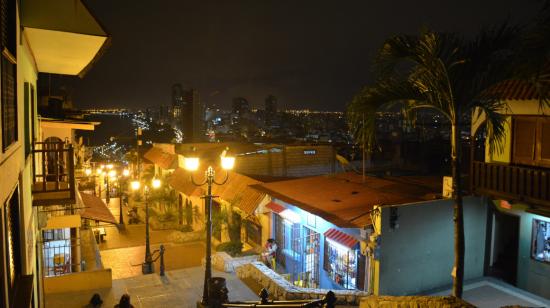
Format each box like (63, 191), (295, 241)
(32, 141), (76, 206)
(471, 161), (550, 208)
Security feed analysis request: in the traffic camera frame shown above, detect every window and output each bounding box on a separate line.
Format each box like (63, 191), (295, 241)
(1, 0), (17, 152)
(324, 238), (357, 289)
(3, 186), (21, 306)
(42, 228), (74, 276)
(24, 83), (30, 157)
(531, 218), (550, 263)
(512, 116), (550, 167)
(1, 55), (17, 151)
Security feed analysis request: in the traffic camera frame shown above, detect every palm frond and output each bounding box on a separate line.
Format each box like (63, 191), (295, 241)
(468, 99), (508, 155)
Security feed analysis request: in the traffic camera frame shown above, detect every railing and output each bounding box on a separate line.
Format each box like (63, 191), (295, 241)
(471, 161), (550, 207)
(32, 141), (76, 206)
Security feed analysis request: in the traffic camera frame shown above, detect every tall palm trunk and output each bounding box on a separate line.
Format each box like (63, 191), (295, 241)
(451, 123), (465, 298)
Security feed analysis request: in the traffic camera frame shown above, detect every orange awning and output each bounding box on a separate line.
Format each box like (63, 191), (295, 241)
(266, 201), (286, 214)
(80, 192), (117, 224)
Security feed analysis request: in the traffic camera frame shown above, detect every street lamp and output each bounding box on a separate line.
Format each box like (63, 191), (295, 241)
(118, 168), (130, 225)
(184, 152), (235, 306)
(105, 169), (116, 203)
(130, 178), (161, 274)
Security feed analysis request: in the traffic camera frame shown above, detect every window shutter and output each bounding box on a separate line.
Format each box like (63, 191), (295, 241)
(538, 119), (550, 166)
(513, 118), (537, 166)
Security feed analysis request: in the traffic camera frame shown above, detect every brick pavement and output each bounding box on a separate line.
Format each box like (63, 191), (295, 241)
(101, 242), (205, 280)
(45, 266), (259, 308)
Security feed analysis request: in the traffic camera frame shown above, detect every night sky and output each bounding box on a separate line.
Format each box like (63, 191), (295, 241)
(61, 0), (541, 111)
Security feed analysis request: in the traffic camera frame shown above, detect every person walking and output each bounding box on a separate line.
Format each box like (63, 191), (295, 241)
(114, 294), (134, 308)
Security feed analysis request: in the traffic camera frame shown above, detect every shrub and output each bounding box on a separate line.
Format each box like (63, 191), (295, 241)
(216, 241), (243, 257)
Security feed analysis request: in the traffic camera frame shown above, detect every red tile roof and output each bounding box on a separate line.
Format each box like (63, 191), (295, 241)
(324, 228), (358, 249)
(251, 172), (441, 228)
(483, 80), (540, 100)
(169, 168), (202, 196)
(169, 167), (266, 215)
(80, 192), (117, 224)
(144, 147), (178, 170)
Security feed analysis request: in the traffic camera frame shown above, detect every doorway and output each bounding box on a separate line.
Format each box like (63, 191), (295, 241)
(489, 210), (520, 285)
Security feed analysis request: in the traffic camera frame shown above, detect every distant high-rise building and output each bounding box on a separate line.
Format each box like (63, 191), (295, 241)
(171, 83), (204, 142)
(265, 94), (277, 126)
(232, 97), (250, 115)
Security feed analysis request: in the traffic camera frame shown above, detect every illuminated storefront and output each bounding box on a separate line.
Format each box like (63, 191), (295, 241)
(268, 200), (365, 290)
(532, 218), (550, 263)
(324, 229), (360, 289)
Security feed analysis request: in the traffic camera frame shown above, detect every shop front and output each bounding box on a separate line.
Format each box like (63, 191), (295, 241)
(323, 228), (364, 290)
(267, 200), (366, 290)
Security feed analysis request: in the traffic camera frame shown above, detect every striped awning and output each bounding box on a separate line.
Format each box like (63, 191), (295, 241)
(324, 228), (358, 249)
(266, 201), (286, 214)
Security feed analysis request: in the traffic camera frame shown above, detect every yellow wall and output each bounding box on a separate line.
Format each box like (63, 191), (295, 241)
(472, 100), (550, 164)
(485, 116), (512, 163)
(43, 269), (112, 294)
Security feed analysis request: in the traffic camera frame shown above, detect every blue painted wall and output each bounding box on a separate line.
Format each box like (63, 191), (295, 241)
(378, 196), (488, 295)
(272, 198), (362, 290)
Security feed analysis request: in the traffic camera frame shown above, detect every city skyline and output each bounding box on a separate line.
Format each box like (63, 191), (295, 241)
(45, 0), (540, 111)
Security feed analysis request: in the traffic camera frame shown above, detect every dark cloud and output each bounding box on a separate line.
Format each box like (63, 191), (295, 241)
(66, 0), (540, 111)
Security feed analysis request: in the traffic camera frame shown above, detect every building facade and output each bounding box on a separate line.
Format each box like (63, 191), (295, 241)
(470, 83), (550, 299)
(0, 0), (109, 306)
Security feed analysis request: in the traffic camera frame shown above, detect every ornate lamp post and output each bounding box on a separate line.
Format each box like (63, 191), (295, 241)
(119, 168), (130, 225)
(96, 166), (104, 198)
(130, 178), (161, 274)
(105, 164), (114, 203)
(184, 152), (235, 306)
(106, 169), (116, 203)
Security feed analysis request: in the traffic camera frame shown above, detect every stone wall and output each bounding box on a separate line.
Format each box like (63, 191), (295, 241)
(235, 262), (368, 305)
(211, 252), (259, 273)
(359, 296), (475, 308)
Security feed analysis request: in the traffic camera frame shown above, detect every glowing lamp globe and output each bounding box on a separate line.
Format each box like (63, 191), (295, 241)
(130, 181), (141, 191)
(221, 156), (235, 170)
(184, 157), (200, 172)
(152, 178), (161, 189)
(108, 170), (117, 178)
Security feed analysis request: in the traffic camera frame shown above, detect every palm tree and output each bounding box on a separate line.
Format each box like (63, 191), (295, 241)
(348, 23), (549, 297)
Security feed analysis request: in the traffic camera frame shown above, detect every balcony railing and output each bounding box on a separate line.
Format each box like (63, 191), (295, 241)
(32, 141), (76, 206)
(471, 161), (550, 208)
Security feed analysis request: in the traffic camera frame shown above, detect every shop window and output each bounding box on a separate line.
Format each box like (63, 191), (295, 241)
(300, 227), (320, 288)
(531, 218), (550, 263)
(324, 238), (357, 289)
(283, 219), (300, 259)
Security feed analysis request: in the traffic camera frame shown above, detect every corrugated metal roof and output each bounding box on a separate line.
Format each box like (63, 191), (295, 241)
(324, 228), (358, 249)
